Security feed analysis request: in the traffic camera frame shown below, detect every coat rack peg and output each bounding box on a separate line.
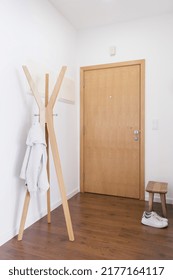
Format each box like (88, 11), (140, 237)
(34, 113), (58, 117)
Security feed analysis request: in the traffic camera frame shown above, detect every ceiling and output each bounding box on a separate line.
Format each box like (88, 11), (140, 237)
(49, 0), (173, 29)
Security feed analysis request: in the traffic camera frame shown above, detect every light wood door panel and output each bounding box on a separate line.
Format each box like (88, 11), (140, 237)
(81, 60), (145, 199)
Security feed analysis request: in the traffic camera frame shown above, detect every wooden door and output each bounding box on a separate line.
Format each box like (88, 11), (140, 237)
(80, 60), (145, 199)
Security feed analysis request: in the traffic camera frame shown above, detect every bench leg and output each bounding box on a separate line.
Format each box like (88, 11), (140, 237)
(148, 193), (154, 212)
(160, 194), (167, 217)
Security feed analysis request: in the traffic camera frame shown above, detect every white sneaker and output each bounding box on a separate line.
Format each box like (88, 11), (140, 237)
(141, 211), (168, 228)
(144, 211), (168, 223)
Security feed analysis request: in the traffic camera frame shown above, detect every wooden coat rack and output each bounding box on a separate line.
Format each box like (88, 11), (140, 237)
(18, 65), (74, 241)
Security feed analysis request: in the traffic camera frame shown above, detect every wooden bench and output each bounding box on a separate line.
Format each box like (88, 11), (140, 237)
(146, 181), (168, 217)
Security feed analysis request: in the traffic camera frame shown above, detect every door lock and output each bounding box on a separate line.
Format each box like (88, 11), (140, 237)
(134, 136), (139, 141)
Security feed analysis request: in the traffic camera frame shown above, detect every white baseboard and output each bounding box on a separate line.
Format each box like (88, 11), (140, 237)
(0, 188), (79, 246)
(145, 193), (173, 205)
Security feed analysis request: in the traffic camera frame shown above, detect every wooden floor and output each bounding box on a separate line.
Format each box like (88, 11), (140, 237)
(0, 193), (173, 260)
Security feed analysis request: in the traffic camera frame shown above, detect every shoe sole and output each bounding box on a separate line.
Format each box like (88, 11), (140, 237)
(141, 220), (168, 228)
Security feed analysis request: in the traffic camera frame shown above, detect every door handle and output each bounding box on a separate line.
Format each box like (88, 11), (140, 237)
(133, 130), (140, 141)
(134, 130), (140, 135)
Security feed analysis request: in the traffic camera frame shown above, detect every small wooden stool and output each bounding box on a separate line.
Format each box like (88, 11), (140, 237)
(146, 181), (168, 217)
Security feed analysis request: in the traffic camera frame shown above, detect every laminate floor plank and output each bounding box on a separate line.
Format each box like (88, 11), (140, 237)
(0, 193), (173, 260)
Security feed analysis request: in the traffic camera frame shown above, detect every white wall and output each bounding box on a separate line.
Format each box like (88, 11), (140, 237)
(0, 0), (79, 245)
(77, 13), (173, 203)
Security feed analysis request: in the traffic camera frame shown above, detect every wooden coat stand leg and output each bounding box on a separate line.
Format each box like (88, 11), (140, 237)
(18, 65), (74, 241)
(45, 73), (51, 224)
(18, 191), (30, 241)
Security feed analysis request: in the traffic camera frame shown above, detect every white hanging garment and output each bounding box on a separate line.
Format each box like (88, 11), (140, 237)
(20, 122), (49, 193)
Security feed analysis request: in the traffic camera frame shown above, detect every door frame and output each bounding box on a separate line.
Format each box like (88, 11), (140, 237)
(80, 59), (145, 200)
